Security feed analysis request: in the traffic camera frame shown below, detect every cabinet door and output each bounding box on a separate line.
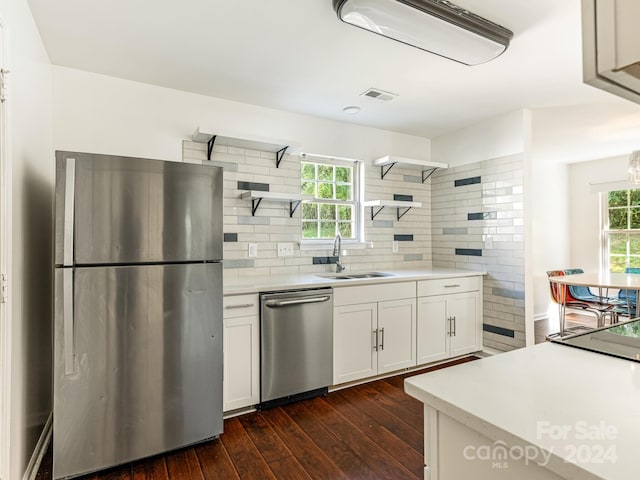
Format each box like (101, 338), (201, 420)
(417, 296), (448, 365)
(378, 298), (417, 374)
(334, 303), (378, 384)
(448, 291), (481, 357)
(223, 315), (259, 411)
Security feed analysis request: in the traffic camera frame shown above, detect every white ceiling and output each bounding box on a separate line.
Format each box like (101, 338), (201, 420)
(26, 0), (640, 162)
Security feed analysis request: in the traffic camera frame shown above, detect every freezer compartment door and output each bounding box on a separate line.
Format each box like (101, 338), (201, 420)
(55, 151), (223, 265)
(53, 263), (223, 479)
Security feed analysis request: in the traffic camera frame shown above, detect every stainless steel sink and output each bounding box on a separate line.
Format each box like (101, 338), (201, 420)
(317, 272), (395, 280)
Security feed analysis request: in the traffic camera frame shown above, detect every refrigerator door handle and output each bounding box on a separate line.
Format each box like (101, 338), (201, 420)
(63, 268), (75, 375)
(63, 158), (76, 266)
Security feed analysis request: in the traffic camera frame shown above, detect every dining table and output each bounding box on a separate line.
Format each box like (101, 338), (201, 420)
(548, 272), (640, 336)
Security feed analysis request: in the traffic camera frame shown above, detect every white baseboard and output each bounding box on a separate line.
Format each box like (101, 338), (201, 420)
(23, 411), (52, 480)
(478, 347), (502, 357)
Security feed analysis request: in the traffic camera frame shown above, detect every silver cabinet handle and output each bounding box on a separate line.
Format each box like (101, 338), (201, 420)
(265, 296), (330, 308)
(225, 303), (255, 309)
(447, 317), (452, 337)
(380, 327), (385, 350)
(444, 284), (460, 288)
(373, 328), (379, 352)
(63, 158), (76, 266)
(63, 268), (75, 375)
(452, 316), (456, 336)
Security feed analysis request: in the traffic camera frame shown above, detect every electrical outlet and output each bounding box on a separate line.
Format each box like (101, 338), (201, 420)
(248, 243), (257, 258)
(277, 242), (294, 257)
(392, 240), (399, 253)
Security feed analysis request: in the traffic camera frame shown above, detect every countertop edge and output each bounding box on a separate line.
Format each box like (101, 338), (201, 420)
(403, 343), (626, 480)
(403, 379), (600, 480)
(223, 269), (487, 295)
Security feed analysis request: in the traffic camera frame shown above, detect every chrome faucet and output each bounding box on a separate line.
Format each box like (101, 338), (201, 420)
(333, 233), (346, 273)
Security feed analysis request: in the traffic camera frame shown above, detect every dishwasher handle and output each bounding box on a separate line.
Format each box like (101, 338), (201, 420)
(265, 295), (331, 308)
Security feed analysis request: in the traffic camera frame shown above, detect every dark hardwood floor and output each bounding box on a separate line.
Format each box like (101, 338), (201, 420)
(36, 357), (476, 480)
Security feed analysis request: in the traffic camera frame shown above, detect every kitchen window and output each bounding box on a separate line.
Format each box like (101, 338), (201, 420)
(602, 189), (640, 272)
(300, 158), (361, 242)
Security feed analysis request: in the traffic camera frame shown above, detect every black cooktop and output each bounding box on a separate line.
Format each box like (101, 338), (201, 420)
(551, 319), (640, 363)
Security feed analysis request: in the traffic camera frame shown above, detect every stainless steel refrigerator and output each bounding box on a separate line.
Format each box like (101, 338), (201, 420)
(53, 151), (224, 479)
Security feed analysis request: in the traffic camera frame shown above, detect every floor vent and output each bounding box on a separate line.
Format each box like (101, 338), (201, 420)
(361, 88), (398, 101)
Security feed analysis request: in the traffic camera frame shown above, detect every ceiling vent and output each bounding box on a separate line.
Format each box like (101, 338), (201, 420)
(361, 88), (398, 101)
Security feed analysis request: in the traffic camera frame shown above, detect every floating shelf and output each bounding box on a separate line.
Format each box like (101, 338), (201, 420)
(373, 156), (448, 182)
(241, 191), (313, 217)
(363, 199), (423, 221)
(193, 127), (301, 166)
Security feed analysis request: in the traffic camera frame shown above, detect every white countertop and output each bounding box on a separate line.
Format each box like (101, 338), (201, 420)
(404, 342), (640, 480)
(549, 272), (640, 290)
(223, 268), (485, 295)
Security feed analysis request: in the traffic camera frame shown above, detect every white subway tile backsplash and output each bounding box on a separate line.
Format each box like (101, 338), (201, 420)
(432, 152), (525, 352)
(184, 146), (433, 279)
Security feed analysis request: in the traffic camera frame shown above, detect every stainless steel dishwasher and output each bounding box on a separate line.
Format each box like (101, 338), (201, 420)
(260, 288), (333, 408)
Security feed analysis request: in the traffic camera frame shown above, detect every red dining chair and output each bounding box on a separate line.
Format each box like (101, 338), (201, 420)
(547, 270), (613, 328)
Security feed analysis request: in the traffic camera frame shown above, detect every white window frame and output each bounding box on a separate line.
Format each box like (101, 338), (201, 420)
(600, 189), (640, 272)
(300, 157), (364, 246)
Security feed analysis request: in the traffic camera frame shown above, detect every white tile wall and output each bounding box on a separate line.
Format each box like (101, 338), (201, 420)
(431, 153), (525, 352)
(183, 141), (433, 284)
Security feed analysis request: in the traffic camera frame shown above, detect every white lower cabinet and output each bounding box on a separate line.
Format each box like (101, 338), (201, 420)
(378, 299), (417, 374)
(334, 302), (379, 384)
(223, 276), (483, 402)
(223, 294), (260, 412)
(417, 277), (482, 365)
(333, 282), (417, 385)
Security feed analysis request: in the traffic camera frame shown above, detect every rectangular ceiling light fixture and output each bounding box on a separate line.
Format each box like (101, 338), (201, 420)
(332, 0), (513, 66)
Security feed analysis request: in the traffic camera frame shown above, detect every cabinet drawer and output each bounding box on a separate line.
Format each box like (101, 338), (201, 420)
(417, 276), (481, 297)
(223, 294), (259, 318)
(334, 281), (416, 306)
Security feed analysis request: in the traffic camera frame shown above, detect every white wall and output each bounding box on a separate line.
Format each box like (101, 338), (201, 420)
(568, 154), (629, 271)
(530, 151), (629, 322)
(52, 67), (431, 163)
(3, 0), (54, 479)
(431, 110), (527, 167)
(530, 107), (572, 321)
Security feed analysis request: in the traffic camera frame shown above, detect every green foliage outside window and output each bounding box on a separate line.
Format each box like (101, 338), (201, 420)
(606, 189), (640, 272)
(301, 162), (355, 240)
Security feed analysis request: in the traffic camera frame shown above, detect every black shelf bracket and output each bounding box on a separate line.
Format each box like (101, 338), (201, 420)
(397, 207), (412, 221)
(370, 206), (385, 220)
(289, 200), (302, 217)
(422, 168), (437, 183)
(206, 135), (217, 161)
(250, 197), (263, 216)
(276, 146), (289, 168)
(380, 162), (397, 180)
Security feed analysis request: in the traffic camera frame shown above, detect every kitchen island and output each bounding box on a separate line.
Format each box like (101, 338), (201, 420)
(404, 342), (640, 480)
